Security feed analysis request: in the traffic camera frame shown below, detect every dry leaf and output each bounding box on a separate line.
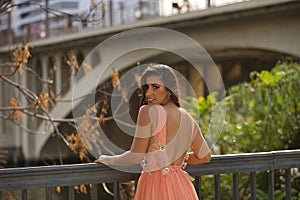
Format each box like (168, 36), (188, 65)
(66, 53), (79, 75)
(82, 62), (92, 77)
(98, 115), (104, 124)
(12, 44), (32, 65)
(80, 184), (87, 194)
(23, 44), (31, 63)
(32, 101), (39, 113)
(41, 93), (49, 111)
(18, 63), (23, 75)
(13, 48), (23, 63)
(56, 186), (61, 193)
(72, 54), (79, 70)
(112, 68), (120, 88)
(91, 0), (97, 9)
(9, 98), (24, 122)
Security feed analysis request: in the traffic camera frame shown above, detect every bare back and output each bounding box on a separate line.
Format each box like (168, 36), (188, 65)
(162, 105), (195, 166)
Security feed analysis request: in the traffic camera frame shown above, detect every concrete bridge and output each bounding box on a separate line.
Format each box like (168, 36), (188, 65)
(0, 0), (299, 163)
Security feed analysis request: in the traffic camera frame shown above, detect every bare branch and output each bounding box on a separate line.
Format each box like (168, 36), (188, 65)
(23, 66), (53, 84)
(0, 63), (20, 76)
(0, 0), (12, 13)
(0, 1), (118, 169)
(0, 74), (36, 104)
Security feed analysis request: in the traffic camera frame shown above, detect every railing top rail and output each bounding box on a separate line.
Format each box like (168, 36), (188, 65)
(0, 163), (138, 190)
(0, 149), (299, 191)
(187, 149), (300, 175)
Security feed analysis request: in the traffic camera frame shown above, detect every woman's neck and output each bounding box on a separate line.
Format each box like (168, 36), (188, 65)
(161, 100), (176, 108)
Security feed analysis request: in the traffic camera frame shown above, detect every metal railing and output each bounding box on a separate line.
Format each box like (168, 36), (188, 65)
(0, 149), (299, 200)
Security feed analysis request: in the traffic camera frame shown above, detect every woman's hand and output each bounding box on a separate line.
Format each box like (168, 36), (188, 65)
(95, 155), (113, 165)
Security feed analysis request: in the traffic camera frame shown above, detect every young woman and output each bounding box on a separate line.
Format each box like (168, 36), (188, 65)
(96, 64), (211, 199)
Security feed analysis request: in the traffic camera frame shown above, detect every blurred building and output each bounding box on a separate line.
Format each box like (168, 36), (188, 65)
(2, 0), (91, 38)
(0, 0), (209, 43)
(0, 0), (159, 40)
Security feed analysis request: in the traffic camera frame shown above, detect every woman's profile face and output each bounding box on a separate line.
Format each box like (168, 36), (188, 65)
(144, 75), (170, 105)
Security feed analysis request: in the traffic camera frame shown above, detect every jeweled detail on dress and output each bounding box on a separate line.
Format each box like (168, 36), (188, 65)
(141, 137), (171, 175)
(161, 167), (169, 175)
(141, 157), (147, 166)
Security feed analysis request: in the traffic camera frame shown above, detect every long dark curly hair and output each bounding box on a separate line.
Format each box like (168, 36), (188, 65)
(139, 64), (181, 107)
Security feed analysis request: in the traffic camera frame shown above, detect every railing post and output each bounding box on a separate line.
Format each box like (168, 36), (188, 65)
(214, 174), (221, 200)
(22, 190), (27, 200)
(91, 184), (98, 200)
(68, 186), (75, 200)
(233, 173), (239, 200)
(46, 187), (52, 200)
(113, 182), (120, 200)
(250, 172), (257, 200)
(268, 170), (274, 200)
(195, 176), (201, 199)
(134, 176), (139, 192)
(285, 169), (291, 200)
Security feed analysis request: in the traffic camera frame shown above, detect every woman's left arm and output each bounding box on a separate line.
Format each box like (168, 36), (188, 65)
(186, 122), (211, 165)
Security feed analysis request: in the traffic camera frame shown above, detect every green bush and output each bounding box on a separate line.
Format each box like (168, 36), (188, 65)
(187, 60), (300, 199)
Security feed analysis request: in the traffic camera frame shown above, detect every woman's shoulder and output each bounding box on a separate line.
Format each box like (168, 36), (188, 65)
(139, 104), (165, 114)
(179, 107), (191, 117)
(139, 105), (167, 134)
(179, 107), (197, 124)
(138, 105), (167, 121)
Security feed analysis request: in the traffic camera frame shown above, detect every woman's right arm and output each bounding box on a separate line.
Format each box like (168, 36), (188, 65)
(95, 105), (153, 166)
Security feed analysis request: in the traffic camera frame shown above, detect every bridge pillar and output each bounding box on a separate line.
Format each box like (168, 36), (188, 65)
(13, 72), (22, 149)
(54, 54), (62, 95)
(4, 65), (20, 149)
(41, 56), (48, 93)
(0, 58), (3, 134)
(31, 56), (51, 160)
(206, 63), (224, 96)
(67, 52), (76, 87)
(189, 65), (205, 97)
(227, 63), (242, 82)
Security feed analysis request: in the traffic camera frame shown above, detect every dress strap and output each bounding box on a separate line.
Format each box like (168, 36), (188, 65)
(150, 105), (167, 138)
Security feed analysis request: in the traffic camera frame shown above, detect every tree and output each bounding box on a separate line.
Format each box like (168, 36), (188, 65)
(0, 1), (134, 199)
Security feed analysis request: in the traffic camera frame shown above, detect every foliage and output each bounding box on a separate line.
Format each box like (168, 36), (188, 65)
(187, 60), (300, 199)
(188, 60), (300, 154)
(224, 60), (299, 153)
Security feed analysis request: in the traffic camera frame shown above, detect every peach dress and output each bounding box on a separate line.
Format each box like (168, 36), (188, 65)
(134, 105), (199, 200)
